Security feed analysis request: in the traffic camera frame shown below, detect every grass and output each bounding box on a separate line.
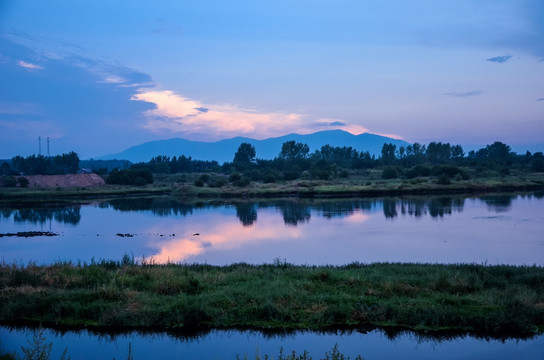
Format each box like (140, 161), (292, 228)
(1, 259), (543, 337)
(2, 170), (543, 205)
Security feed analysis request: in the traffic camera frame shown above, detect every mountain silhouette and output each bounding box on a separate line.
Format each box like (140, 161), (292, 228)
(98, 130), (409, 163)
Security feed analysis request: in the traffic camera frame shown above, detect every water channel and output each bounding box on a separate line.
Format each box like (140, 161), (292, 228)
(1, 193), (543, 266)
(1, 192), (543, 358)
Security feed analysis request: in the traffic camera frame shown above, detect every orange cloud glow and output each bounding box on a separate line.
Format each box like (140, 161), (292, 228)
(146, 215), (301, 263)
(132, 90), (307, 139)
(342, 211), (370, 224)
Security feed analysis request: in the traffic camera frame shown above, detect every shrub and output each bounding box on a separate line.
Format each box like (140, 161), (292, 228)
(17, 177), (30, 187)
(263, 174), (276, 183)
(406, 165), (431, 179)
(106, 169), (154, 185)
(194, 179), (204, 187)
(208, 177), (227, 188)
(283, 166), (301, 180)
(246, 169), (262, 181)
(234, 176), (251, 187)
(436, 174), (451, 185)
(432, 165), (469, 179)
(229, 173), (242, 183)
(1, 176), (17, 187)
(532, 159), (544, 172)
(381, 167), (398, 179)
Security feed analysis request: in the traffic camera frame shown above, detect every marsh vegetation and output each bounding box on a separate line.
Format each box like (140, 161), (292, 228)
(1, 259), (543, 337)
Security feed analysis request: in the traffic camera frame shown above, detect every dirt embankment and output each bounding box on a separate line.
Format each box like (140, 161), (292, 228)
(23, 173), (105, 188)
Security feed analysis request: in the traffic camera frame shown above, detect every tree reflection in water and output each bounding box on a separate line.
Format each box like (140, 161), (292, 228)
(1, 206), (82, 225)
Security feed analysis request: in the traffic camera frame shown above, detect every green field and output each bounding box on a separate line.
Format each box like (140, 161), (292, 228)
(1, 259), (543, 337)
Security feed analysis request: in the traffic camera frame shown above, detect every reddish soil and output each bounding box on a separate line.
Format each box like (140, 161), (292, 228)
(23, 174), (105, 188)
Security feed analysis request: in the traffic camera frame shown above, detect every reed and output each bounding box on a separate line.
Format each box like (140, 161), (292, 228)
(1, 260), (543, 336)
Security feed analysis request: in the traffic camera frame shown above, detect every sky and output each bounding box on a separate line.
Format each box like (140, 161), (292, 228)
(1, 0), (543, 159)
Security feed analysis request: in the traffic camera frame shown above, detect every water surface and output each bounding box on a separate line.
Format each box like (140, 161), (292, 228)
(1, 326), (543, 360)
(1, 193), (543, 265)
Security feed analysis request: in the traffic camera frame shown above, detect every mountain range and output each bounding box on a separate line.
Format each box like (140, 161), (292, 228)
(98, 130), (409, 163)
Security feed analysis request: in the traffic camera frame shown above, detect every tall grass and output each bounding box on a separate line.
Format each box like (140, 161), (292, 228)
(1, 260), (543, 336)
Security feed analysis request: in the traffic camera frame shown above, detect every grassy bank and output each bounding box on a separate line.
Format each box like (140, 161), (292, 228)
(0, 184), (172, 205)
(1, 171), (543, 205)
(171, 173), (544, 198)
(1, 260), (543, 337)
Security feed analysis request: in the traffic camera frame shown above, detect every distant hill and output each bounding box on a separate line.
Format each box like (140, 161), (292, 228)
(98, 130), (410, 163)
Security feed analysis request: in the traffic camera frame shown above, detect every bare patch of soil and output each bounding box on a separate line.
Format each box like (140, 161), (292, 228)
(24, 174), (105, 188)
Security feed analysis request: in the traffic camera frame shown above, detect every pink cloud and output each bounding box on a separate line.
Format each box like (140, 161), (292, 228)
(144, 214), (301, 263)
(17, 60), (43, 70)
(131, 89), (308, 139)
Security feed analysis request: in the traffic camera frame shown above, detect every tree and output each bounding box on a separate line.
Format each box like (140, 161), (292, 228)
(381, 143), (397, 165)
(233, 143), (256, 165)
(1, 162), (12, 176)
(426, 142), (451, 165)
(279, 141), (309, 160)
(451, 145), (465, 161)
(486, 141), (511, 164)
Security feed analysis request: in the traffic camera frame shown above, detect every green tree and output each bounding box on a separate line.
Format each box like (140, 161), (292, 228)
(279, 141), (309, 159)
(381, 143), (397, 165)
(486, 141), (511, 163)
(426, 142), (451, 165)
(233, 143), (256, 165)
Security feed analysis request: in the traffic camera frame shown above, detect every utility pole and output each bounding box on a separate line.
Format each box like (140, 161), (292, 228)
(38, 136), (42, 155)
(47, 137), (50, 157)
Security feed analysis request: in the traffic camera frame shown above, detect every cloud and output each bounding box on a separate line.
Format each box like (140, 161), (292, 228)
(0, 37), (157, 158)
(17, 60), (43, 70)
(486, 55), (512, 63)
(537, 98), (544, 102)
(314, 119), (346, 127)
(131, 89), (307, 139)
(443, 90), (483, 97)
(100, 75), (126, 84)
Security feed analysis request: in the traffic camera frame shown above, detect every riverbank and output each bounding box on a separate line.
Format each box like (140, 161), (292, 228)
(1, 171), (543, 205)
(1, 261), (543, 337)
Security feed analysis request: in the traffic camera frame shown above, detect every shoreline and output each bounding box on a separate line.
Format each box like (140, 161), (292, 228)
(1, 175), (543, 206)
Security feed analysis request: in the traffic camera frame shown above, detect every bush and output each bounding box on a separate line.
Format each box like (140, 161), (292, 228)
(382, 167), (399, 179)
(246, 169), (262, 181)
(406, 165), (431, 179)
(229, 173), (242, 183)
(532, 159), (544, 172)
(234, 176), (251, 187)
(17, 177), (29, 187)
(106, 169), (154, 185)
(436, 174), (451, 185)
(1, 176), (17, 187)
(432, 165), (469, 180)
(194, 179), (204, 187)
(208, 177), (228, 188)
(283, 165), (301, 180)
(263, 174), (276, 183)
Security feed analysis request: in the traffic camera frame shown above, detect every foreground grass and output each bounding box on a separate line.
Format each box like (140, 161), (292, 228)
(1, 261), (543, 337)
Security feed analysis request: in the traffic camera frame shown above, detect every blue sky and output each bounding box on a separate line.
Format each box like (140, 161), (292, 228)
(1, 0), (543, 158)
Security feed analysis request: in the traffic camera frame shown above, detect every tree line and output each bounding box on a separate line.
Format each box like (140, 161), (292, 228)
(123, 140), (544, 185)
(2, 140), (543, 187)
(1, 152), (81, 187)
